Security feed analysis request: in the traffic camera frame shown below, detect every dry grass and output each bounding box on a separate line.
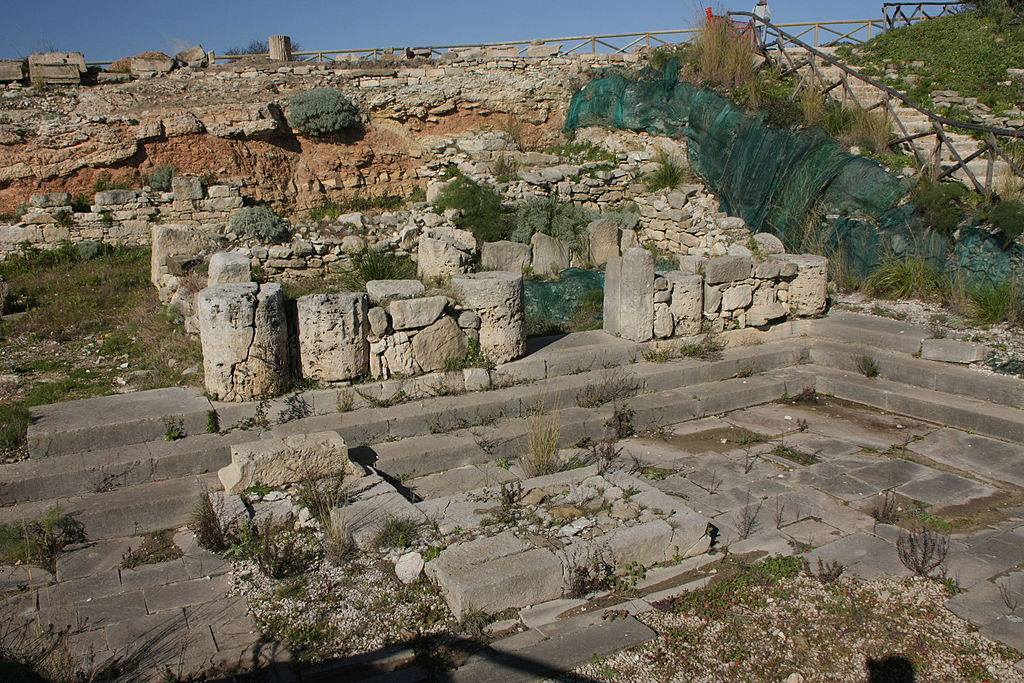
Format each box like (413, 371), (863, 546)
(521, 411), (562, 477)
(842, 104), (893, 155)
(695, 18), (758, 91)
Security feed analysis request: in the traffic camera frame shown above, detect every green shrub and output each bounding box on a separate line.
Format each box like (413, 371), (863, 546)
(865, 256), (947, 301)
(643, 151), (691, 191)
(969, 278), (1022, 323)
(509, 195), (594, 257)
(433, 175), (510, 243)
(146, 165), (175, 192)
(229, 205), (291, 243)
(0, 403), (31, 451)
(820, 100), (854, 137)
(911, 177), (970, 236)
(987, 199), (1024, 245)
(287, 88), (360, 136)
(338, 248), (416, 291)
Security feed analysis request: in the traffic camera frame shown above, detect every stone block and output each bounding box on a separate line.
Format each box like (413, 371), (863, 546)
(150, 224), (216, 289)
(297, 292), (369, 382)
(721, 284), (753, 311)
(587, 218), (620, 266)
(219, 431), (362, 495)
(412, 316), (468, 373)
(777, 254), (827, 316)
(197, 283), (291, 401)
(30, 192), (70, 208)
(746, 302), (788, 326)
(132, 53), (175, 75)
(704, 256), (751, 285)
(418, 228), (475, 280)
(0, 59), (25, 82)
(753, 232), (786, 254)
(666, 272), (702, 336)
(530, 232), (570, 277)
(366, 280), (425, 307)
(451, 271), (525, 363)
(201, 197), (243, 211)
(207, 252), (251, 286)
(604, 248), (654, 342)
(921, 339), (988, 364)
(526, 43), (561, 58)
(171, 176), (204, 200)
(481, 240), (532, 272)
(175, 44), (208, 66)
(28, 52), (85, 83)
(388, 295), (447, 330)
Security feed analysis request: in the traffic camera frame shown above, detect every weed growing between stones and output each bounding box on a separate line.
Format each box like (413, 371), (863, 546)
(205, 409), (219, 434)
(189, 491), (229, 553)
(278, 393), (312, 423)
(120, 529), (182, 569)
(606, 402), (636, 439)
(567, 549), (615, 598)
(162, 416), (185, 441)
(521, 411), (562, 477)
(896, 527), (950, 579)
(769, 444), (819, 466)
(643, 151), (692, 192)
(0, 506), (85, 572)
(870, 491), (900, 525)
(250, 515), (321, 580)
(857, 355), (880, 378)
(375, 518), (421, 550)
(576, 367), (641, 408)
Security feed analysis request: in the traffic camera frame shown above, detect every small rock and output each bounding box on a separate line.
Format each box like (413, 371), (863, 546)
(520, 488), (546, 506)
(395, 552), (424, 584)
(548, 505), (583, 521)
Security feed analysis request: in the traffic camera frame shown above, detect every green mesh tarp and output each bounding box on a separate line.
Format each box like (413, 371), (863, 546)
(564, 62), (1014, 280)
(525, 267), (604, 325)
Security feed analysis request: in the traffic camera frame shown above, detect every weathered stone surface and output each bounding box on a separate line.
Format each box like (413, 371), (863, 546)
(481, 240), (532, 272)
(395, 552), (424, 584)
(132, 53), (175, 75)
(297, 293), (369, 382)
(753, 232), (786, 254)
(171, 176), (203, 200)
(412, 316), (468, 373)
(29, 192), (70, 208)
(174, 45), (208, 66)
(777, 254), (828, 316)
(604, 248), (654, 342)
(368, 306), (389, 337)
(704, 256), (751, 285)
(197, 283), (290, 402)
(587, 218), (620, 266)
(530, 232), (570, 278)
(666, 272), (702, 336)
(388, 295), (447, 330)
(150, 224), (217, 290)
(921, 339), (989, 364)
(375, 331), (417, 378)
(219, 431), (361, 495)
(340, 235), (366, 254)
(207, 252), (251, 286)
(451, 272), (525, 364)
(0, 59), (24, 83)
(721, 284), (753, 311)
(366, 279), (425, 305)
(746, 302), (789, 327)
(526, 43), (562, 58)
(28, 52), (85, 84)
(418, 228), (475, 280)
(94, 189), (140, 207)
(653, 303), (673, 339)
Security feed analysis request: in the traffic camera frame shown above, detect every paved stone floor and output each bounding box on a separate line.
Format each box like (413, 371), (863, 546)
(2, 395), (1023, 681)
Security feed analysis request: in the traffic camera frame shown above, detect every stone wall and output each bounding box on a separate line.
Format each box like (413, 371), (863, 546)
(604, 247), (828, 343)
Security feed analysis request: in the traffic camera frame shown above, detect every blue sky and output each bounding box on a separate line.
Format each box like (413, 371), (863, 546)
(1, 1), (887, 61)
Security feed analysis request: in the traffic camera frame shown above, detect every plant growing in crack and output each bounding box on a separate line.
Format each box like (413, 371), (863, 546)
(896, 527), (949, 579)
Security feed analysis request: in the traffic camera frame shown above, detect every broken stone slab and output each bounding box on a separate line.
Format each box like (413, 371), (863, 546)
(366, 279), (425, 305)
(587, 218), (620, 266)
(746, 302), (789, 327)
(218, 431), (362, 495)
(776, 254), (828, 316)
(171, 176), (204, 201)
(207, 252), (251, 286)
(481, 240), (532, 273)
(197, 283), (291, 402)
(721, 284), (753, 311)
(425, 531), (564, 618)
(29, 192), (70, 208)
(703, 255), (752, 285)
(920, 339), (989, 364)
(418, 230), (475, 280)
(333, 474), (427, 549)
(604, 248), (654, 342)
(0, 59), (25, 83)
(132, 53), (175, 75)
(388, 295), (448, 330)
(174, 44), (208, 67)
(666, 272), (702, 336)
(411, 316), (468, 373)
(297, 293), (370, 382)
(451, 271), (525, 364)
(530, 232), (570, 278)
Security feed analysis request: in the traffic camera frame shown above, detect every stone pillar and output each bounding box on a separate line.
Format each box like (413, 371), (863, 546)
(777, 254), (828, 316)
(296, 293), (370, 382)
(603, 247), (654, 342)
(452, 272), (525, 364)
(269, 35), (292, 61)
(198, 283), (290, 402)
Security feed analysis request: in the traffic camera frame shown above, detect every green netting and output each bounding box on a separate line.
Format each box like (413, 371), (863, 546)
(524, 267), (604, 325)
(564, 61), (1017, 281)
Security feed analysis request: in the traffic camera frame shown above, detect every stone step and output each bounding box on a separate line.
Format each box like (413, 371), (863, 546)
(807, 339), (1024, 411)
(807, 312), (931, 355)
(807, 365), (1024, 444)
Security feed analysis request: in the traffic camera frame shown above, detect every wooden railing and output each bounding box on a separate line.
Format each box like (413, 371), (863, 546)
(883, 2), (962, 29)
(730, 10), (1024, 194)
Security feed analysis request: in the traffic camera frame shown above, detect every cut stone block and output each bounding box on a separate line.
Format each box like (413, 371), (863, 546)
(207, 252), (251, 286)
(481, 240), (532, 273)
(604, 248), (654, 342)
(366, 279), (425, 305)
(704, 256), (751, 285)
(411, 316), (468, 373)
(921, 339), (988, 364)
(451, 271), (525, 364)
(777, 254), (827, 316)
(389, 295), (447, 330)
(30, 192), (70, 208)
(296, 292), (369, 382)
(587, 218), (620, 266)
(171, 176), (203, 200)
(666, 272), (702, 336)
(0, 59), (25, 82)
(218, 431), (361, 495)
(530, 232), (570, 278)
(418, 228), (475, 280)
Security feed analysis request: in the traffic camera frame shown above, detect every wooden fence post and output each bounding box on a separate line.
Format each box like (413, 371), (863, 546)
(269, 35), (292, 61)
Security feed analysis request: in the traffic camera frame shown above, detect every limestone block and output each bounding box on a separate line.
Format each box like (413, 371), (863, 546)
(653, 303), (673, 339)
(94, 189), (141, 207)
(218, 431), (362, 495)
(163, 111), (205, 137)
(746, 302), (788, 327)
(412, 316), (468, 373)
(721, 284), (753, 311)
(753, 261), (781, 279)
(0, 59), (24, 83)
(150, 224), (216, 289)
(526, 43), (561, 58)
(704, 256), (751, 285)
(604, 248), (654, 342)
(366, 279), (426, 305)
(175, 44), (208, 67)
(28, 52), (85, 84)
(388, 295), (447, 330)
(418, 228), (475, 280)
(777, 254), (827, 316)
(666, 272), (702, 336)
(201, 197), (243, 211)
(197, 283), (290, 402)
(587, 218), (620, 266)
(426, 180), (451, 203)
(481, 240), (532, 272)
(29, 193), (70, 208)
(704, 284), (723, 314)
(297, 293), (370, 382)
(620, 228), (639, 252)
(341, 235), (367, 255)
(451, 271), (525, 364)
(132, 53), (175, 75)
(678, 255), (706, 275)
(458, 311), (481, 329)
(380, 331), (417, 378)
(395, 552), (424, 584)
(207, 252), (251, 286)
(530, 232), (570, 278)
(921, 339), (989, 364)
(368, 306), (389, 337)
(753, 232), (786, 254)
(171, 176), (204, 200)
